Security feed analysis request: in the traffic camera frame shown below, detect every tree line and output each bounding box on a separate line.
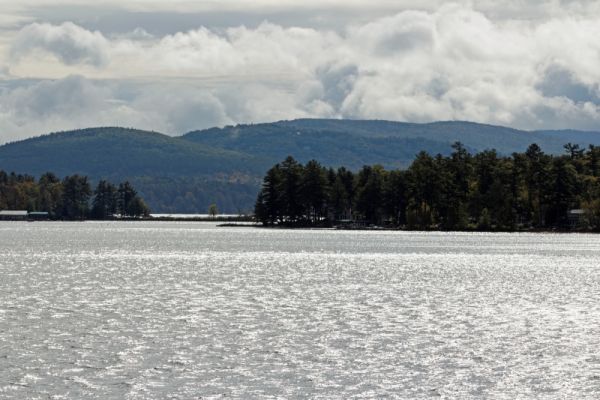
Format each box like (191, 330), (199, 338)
(254, 143), (600, 231)
(0, 171), (150, 220)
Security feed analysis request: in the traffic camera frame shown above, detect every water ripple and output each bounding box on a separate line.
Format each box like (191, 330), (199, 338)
(0, 222), (599, 398)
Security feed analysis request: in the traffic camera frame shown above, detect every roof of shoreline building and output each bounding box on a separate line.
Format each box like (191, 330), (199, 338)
(0, 210), (28, 216)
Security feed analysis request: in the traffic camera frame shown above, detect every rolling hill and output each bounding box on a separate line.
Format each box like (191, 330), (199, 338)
(0, 127), (268, 213)
(0, 127), (264, 177)
(1, 120), (600, 213)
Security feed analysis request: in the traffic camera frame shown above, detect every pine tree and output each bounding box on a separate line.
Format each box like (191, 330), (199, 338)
(91, 180), (117, 219)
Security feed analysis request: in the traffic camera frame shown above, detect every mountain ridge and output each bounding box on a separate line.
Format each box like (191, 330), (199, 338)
(184, 119), (600, 160)
(2, 119), (600, 212)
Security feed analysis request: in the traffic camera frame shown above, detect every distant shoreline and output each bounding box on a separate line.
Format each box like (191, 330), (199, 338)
(150, 215), (254, 222)
(218, 222), (598, 233)
(1, 218), (597, 233)
(0, 215), (255, 223)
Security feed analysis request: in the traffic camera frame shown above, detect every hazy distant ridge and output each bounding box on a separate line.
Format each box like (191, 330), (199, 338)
(184, 119), (600, 167)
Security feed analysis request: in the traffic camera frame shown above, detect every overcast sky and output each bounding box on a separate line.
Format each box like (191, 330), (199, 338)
(1, 0), (600, 142)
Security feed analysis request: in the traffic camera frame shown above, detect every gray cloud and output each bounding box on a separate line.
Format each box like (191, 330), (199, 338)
(11, 22), (109, 66)
(0, 74), (345, 144)
(6, 75), (109, 118)
(0, 65), (10, 78)
(353, 11), (435, 55)
(2, 2), (600, 142)
(537, 66), (600, 104)
(316, 63), (359, 114)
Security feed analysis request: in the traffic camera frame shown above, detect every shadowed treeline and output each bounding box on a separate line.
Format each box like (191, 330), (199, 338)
(254, 143), (600, 231)
(0, 171), (150, 220)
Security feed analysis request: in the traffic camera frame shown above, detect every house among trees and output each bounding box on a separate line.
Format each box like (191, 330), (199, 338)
(1, 170), (150, 221)
(0, 210), (28, 221)
(28, 212), (50, 221)
(0, 210), (51, 221)
(568, 209), (586, 228)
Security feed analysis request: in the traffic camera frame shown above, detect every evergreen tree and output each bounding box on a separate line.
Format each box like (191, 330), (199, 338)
(91, 180), (117, 219)
(355, 165), (385, 224)
(127, 196), (151, 217)
(61, 175), (91, 220)
(442, 142), (472, 230)
(116, 181), (149, 217)
(278, 156), (304, 224)
(334, 167), (355, 220)
(117, 181), (137, 216)
(383, 170), (408, 225)
(254, 145), (600, 231)
(300, 160), (328, 223)
(586, 145), (600, 177)
(525, 144), (551, 227)
(38, 172), (63, 218)
(254, 165), (283, 225)
(564, 143), (585, 160)
(407, 152), (439, 229)
(546, 158), (578, 227)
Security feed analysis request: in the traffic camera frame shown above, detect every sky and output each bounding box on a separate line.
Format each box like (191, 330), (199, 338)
(1, 0), (600, 143)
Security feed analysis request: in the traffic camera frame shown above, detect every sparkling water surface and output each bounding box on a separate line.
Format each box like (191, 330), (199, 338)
(1, 221), (599, 399)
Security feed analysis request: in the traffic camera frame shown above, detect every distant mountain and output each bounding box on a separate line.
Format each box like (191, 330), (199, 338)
(184, 123), (450, 170)
(2, 120), (600, 213)
(184, 119), (600, 169)
(0, 127), (267, 213)
(0, 127), (262, 177)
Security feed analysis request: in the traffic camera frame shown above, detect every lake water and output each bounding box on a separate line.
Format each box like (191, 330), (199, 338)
(1, 222), (599, 399)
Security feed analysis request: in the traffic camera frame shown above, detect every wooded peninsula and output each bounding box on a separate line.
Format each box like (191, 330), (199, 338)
(0, 171), (150, 220)
(254, 143), (600, 231)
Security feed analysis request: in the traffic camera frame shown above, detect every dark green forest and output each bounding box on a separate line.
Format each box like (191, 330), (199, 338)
(2, 121), (600, 213)
(0, 171), (150, 220)
(255, 143), (600, 231)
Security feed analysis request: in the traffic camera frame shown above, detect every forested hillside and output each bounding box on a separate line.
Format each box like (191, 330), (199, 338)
(0, 127), (266, 213)
(184, 123), (453, 170)
(184, 119), (600, 167)
(1, 120), (600, 213)
(0, 127), (263, 177)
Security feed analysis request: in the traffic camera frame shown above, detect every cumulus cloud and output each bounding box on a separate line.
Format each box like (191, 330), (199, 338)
(0, 76), (228, 141)
(0, 75), (337, 143)
(3, 3), (600, 142)
(11, 22), (109, 67)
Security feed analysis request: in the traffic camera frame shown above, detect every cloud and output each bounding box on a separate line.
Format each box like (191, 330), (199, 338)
(0, 65), (11, 79)
(537, 65), (600, 104)
(316, 63), (359, 113)
(3, 3), (600, 142)
(8, 0), (600, 18)
(131, 86), (233, 133)
(11, 22), (109, 67)
(352, 11), (435, 56)
(0, 76), (230, 141)
(0, 74), (344, 144)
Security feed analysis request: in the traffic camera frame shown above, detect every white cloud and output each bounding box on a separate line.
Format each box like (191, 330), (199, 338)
(0, 75), (338, 143)
(11, 22), (109, 66)
(2, 2), (600, 142)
